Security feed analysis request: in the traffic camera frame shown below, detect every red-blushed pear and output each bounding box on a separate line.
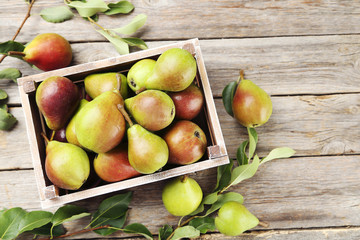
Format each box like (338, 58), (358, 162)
(75, 90), (126, 153)
(44, 137), (90, 190)
(164, 120), (207, 165)
(232, 71), (272, 128)
(52, 127), (67, 142)
(36, 76), (80, 131)
(162, 175), (203, 216)
(125, 90), (175, 131)
(145, 48), (197, 92)
(168, 83), (204, 120)
(215, 201), (259, 236)
(94, 145), (141, 182)
(11, 33), (72, 71)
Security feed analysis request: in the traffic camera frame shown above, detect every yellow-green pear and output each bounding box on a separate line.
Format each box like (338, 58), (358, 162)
(84, 72), (128, 99)
(145, 48), (197, 92)
(127, 59), (156, 93)
(65, 99), (89, 147)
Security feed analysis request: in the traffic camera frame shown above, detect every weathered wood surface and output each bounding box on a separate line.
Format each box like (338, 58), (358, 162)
(1, 0), (360, 239)
(2, 0), (360, 43)
(3, 155), (360, 238)
(3, 36), (360, 104)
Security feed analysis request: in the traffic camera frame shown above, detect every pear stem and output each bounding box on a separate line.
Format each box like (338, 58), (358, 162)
(237, 69), (245, 83)
(258, 221), (269, 228)
(116, 73), (122, 93)
(114, 91), (134, 127)
(50, 130), (55, 141)
(135, 87), (146, 95)
(180, 175), (188, 183)
(7, 51), (26, 57)
(40, 132), (50, 145)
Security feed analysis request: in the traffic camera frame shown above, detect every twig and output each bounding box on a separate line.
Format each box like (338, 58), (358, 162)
(0, 0), (35, 63)
(36, 225), (111, 240)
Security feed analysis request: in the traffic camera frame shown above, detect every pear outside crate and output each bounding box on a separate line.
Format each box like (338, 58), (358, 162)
(17, 38), (229, 208)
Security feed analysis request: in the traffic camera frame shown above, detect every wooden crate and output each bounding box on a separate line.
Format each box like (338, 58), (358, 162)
(17, 38), (229, 208)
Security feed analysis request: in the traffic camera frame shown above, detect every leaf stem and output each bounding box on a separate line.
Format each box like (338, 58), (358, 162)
(36, 225), (111, 240)
(87, 16), (107, 31)
(0, 0), (35, 63)
(166, 216), (198, 240)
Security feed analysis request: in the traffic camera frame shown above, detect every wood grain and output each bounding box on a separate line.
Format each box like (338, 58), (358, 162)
(3, 155), (360, 238)
(3, 36), (360, 104)
(1, 1), (360, 42)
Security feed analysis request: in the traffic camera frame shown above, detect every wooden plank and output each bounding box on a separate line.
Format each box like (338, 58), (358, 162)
(3, 155), (360, 238)
(1, 92), (359, 170)
(1, 1), (360, 43)
(3, 35), (360, 104)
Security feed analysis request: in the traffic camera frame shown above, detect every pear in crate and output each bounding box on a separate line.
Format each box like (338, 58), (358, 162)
(45, 140), (90, 190)
(145, 48), (197, 92)
(125, 90), (175, 131)
(127, 59), (156, 93)
(36, 76), (80, 131)
(75, 90), (126, 153)
(84, 72), (128, 99)
(162, 176), (203, 216)
(128, 124), (168, 174)
(215, 201), (259, 236)
(232, 71), (272, 128)
(94, 145), (141, 182)
(168, 83), (204, 120)
(65, 99), (89, 147)
(164, 120), (207, 165)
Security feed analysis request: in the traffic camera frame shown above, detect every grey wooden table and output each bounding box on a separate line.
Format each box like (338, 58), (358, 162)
(1, 1), (360, 239)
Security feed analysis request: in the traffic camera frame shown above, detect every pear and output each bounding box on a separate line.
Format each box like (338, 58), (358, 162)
(232, 71), (272, 128)
(125, 90), (175, 131)
(128, 124), (168, 174)
(84, 72), (128, 99)
(162, 175), (203, 216)
(145, 48), (197, 92)
(127, 59), (156, 93)
(36, 76), (80, 131)
(10, 33), (72, 71)
(45, 140), (90, 190)
(215, 201), (259, 236)
(65, 99), (89, 147)
(75, 90), (126, 153)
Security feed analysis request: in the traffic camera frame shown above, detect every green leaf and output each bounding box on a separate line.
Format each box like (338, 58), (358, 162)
(124, 223), (153, 240)
(0, 207), (27, 240)
(247, 127), (258, 159)
(0, 89), (7, 100)
(122, 37), (148, 50)
(93, 213), (126, 236)
(170, 226), (200, 240)
(190, 192), (218, 216)
(105, 1), (134, 15)
(236, 140), (249, 165)
(222, 81), (237, 117)
(18, 211), (53, 235)
(31, 223), (66, 237)
(214, 159), (233, 192)
(0, 41), (25, 55)
(83, 13), (99, 22)
(67, 0), (109, 17)
(0, 108), (17, 130)
(158, 224), (173, 240)
(111, 14), (147, 35)
(230, 155), (260, 186)
(0, 68), (22, 83)
(261, 147), (296, 166)
(188, 217), (216, 234)
(51, 205), (89, 227)
(91, 192), (132, 226)
(204, 192), (244, 217)
(96, 30), (129, 55)
(40, 6), (74, 23)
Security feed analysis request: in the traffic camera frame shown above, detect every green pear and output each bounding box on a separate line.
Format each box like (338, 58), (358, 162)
(232, 72), (272, 127)
(127, 59), (156, 93)
(125, 90), (175, 131)
(128, 124), (168, 174)
(215, 201), (259, 236)
(75, 90), (126, 153)
(65, 99), (89, 147)
(45, 141), (90, 190)
(162, 176), (203, 216)
(145, 48), (197, 92)
(84, 72), (128, 99)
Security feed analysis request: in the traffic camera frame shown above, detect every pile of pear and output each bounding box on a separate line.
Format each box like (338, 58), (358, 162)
(35, 48), (208, 191)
